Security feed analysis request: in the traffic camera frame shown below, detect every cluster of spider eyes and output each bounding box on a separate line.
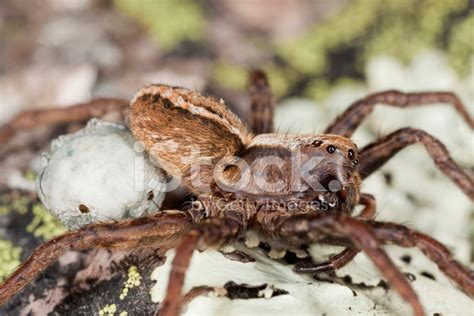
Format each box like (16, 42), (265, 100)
(325, 145), (356, 161)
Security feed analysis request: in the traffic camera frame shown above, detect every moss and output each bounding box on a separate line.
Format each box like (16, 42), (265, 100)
(26, 203), (67, 240)
(0, 239), (21, 282)
(115, 0), (206, 52)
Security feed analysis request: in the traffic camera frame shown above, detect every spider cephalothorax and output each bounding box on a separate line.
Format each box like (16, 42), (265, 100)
(0, 70), (473, 316)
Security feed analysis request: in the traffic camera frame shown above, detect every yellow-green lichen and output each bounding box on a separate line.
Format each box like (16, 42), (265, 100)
(24, 170), (37, 182)
(448, 14), (474, 76)
(276, 0), (378, 75)
(0, 193), (11, 204)
(26, 203), (67, 240)
(263, 65), (297, 98)
(0, 192), (30, 216)
(120, 265), (142, 300)
(0, 239), (21, 282)
(11, 195), (30, 215)
(119, 311), (128, 316)
(211, 61), (248, 91)
(211, 61), (297, 97)
(269, 0), (471, 102)
(99, 304), (117, 316)
(115, 0), (206, 52)
(303, 79), (332, 102)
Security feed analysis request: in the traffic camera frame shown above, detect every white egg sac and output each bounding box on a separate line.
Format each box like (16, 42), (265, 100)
(37, 119), (167, 229)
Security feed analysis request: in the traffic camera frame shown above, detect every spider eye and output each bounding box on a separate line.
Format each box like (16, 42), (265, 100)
(326, 145), (336, 154)
(348, 149), (355, 160)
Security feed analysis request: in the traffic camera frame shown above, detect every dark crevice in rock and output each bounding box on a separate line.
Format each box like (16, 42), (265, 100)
(223, 281), (288, 300)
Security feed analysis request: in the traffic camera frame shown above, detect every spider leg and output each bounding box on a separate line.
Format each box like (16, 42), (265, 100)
(248, 69), (274, 134)
(368, 221), (474, 297)
(0, 211), (191, 306)
(324, 90), (473, 137)
(295, 193), (376, 274)
(0, 98), (129, 144)
(359, 127), (474, 200)
(159, 216), (244, 316)
(295, 247), (358, 274)
(260, 213), (425, 316)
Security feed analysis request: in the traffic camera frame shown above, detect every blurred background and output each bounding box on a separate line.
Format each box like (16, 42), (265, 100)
(0, 1), (473, 315)
(1, 0), (472, 124)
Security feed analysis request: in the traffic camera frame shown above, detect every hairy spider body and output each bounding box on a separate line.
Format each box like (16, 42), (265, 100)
(0, 70), (473, 316)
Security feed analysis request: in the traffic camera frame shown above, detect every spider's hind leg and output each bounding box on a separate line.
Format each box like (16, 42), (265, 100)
(0, 211), (191, 306)
(0, 98), (129, 145)
(248, 69), (274, 134)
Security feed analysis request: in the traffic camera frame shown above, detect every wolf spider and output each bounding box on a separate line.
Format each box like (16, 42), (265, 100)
(0, 70), (473, 316)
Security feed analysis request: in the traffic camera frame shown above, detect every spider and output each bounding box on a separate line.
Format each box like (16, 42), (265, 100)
(0, 70), (473, 316)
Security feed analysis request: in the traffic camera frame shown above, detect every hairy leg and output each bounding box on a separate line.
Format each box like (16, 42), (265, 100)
(248, 69), (274, 134)
(0, 211), (191, 306)
(159, 216), (244, 316)
(262, 212), (474, 314)
(325, 90), (473, 137)
(359, 127), (474, 200)
(295, 193), (376, 274)
(368, 221), (474, 297)
(0, 98), (130, 144)
(260, 213), (425, 316)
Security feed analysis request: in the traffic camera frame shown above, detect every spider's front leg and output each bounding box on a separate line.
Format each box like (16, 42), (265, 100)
(324, 90), (473, 137)
(260, 212), (474, 316)
(295, 193), (376, 274)
(159, 215), (245, 316)
(0, 211), (191, 306)
(359, 127), (474, 199)
(248, 69), (274, 134)
(367, 221), (474, 296)
(0, 98), (129, 145)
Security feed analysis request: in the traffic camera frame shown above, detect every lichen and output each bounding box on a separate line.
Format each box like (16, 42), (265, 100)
(26, 203), (67, 240)
(99, 304), (117, 316)
(211, 61), (248, 91)
(263, 65), (297, 98)
(114, 0), (206, 52)
(277, 0), (469, 74)
(448, 14), (474, 76)
(24, 169), (37, 182)
(0, 239), (21, 282)
(276, 0), (378, 76)
(120, 265), (142, 300)
(207, 0), (471, 102)
(0, 192), (30, 216)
